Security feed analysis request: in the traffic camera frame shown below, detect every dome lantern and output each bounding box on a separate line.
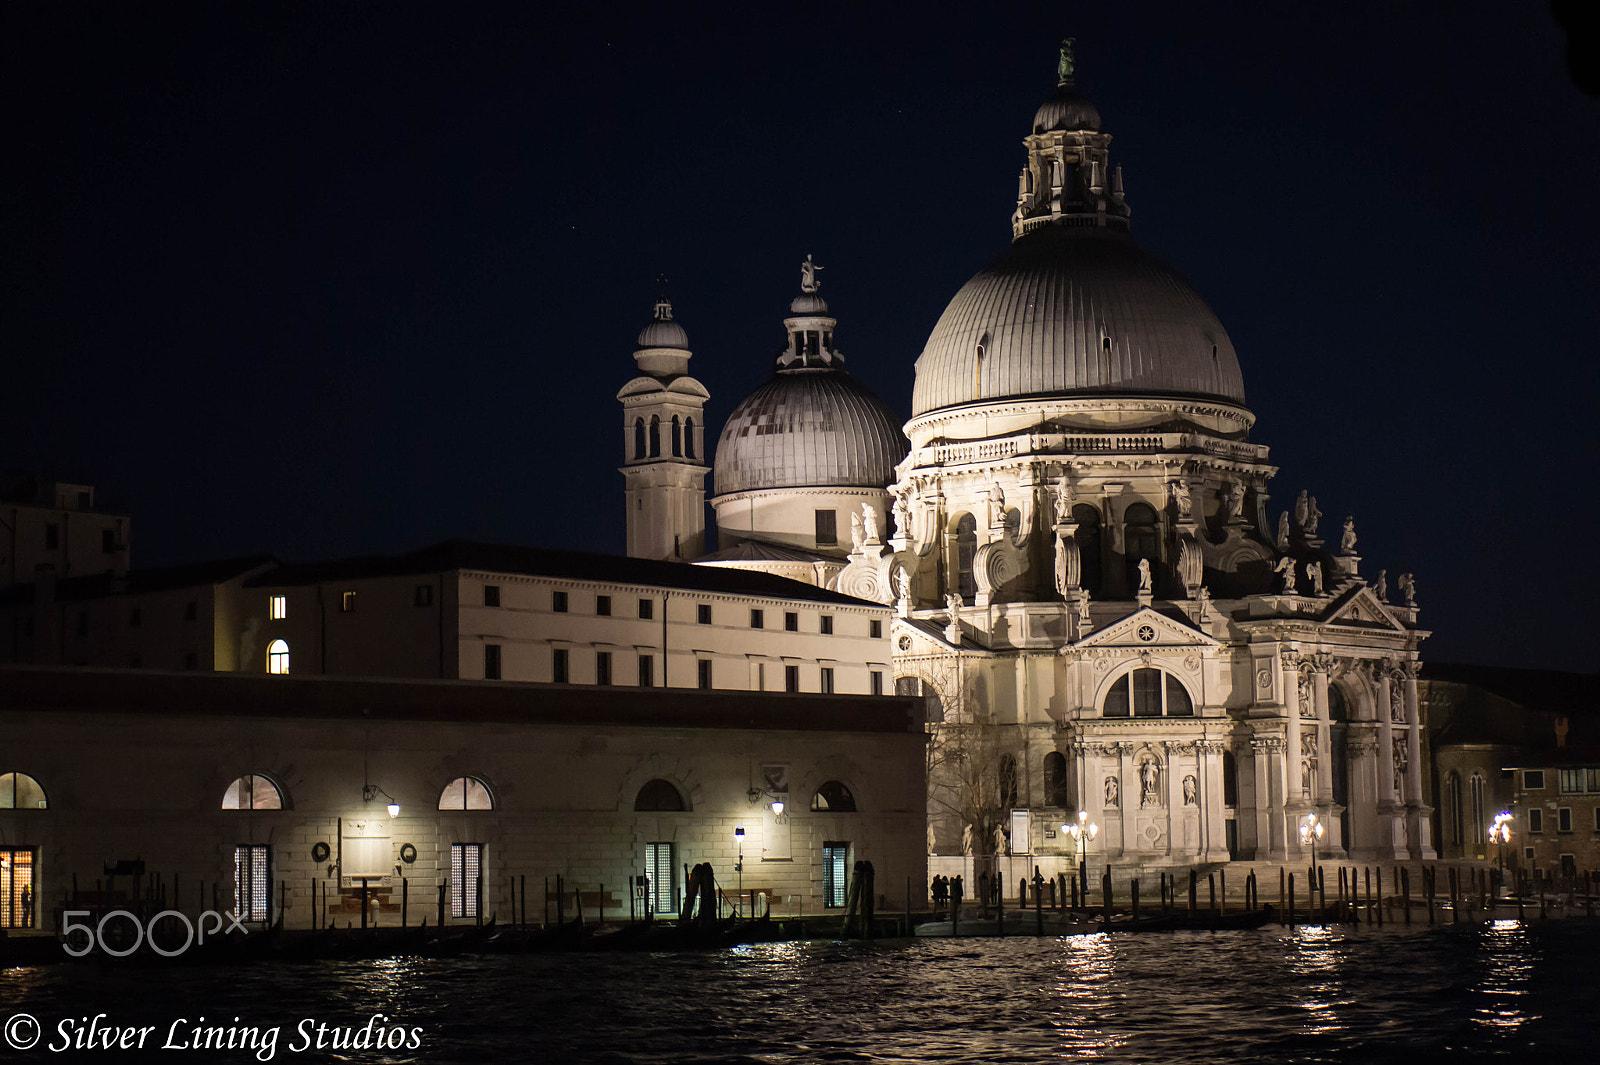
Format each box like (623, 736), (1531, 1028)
(1013, 40), (1128, 241)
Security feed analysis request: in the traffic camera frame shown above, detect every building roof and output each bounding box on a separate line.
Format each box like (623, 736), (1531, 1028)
(244, 539), (885, 608)
(1423, 663), (1600, 753)
(0, 555), (275, 606)
(694, 538), (836, 565)
(911, 226), (1246, 417)
(713, 368), (907, 496)
(0, 665), (925, 734)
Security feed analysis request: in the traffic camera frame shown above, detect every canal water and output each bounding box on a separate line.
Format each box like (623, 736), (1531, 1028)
(2, 921), (1594, 1062)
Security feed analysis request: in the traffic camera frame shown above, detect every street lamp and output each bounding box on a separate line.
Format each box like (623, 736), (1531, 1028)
(1064, 810), (1098, 907)
(733, 825), (745, 919)
(1299, 813), (1325, 915)
(1489, 811), (1513, 895)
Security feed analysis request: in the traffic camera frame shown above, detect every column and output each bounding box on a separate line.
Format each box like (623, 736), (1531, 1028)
(1200, 739), (1228, 862)
(1375, 668), (1396, 806)
(1284, 661), (1304, 803)
(1118, 743), (1136, 857)
(1313, 667), (1334, 805)
(1162, 741), (1180, 856)
(1404, 662), (1436, 858)
(1253, 735), (1287, 860)
(1345, 730), (1380, 859)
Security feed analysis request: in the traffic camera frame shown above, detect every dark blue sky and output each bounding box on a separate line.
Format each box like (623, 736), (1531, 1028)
(4, 2), (1596, 671)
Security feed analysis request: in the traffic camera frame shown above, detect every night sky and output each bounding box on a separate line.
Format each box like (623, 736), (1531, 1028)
(4, 3), (1596, 672)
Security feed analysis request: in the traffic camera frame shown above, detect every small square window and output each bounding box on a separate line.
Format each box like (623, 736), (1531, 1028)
(785, 664), (800, 692)
(697, 658), (713, 690)
(129, 607), (142, 628)
(269, 596), (287, 620)
(415, 584), (434, 607)
(484, 585), (501, 608)
(341, 591), (357, 613)
(596, 650), (613, 685)
(597, 595), (612, 617)
(553, 591), (569, 613)
(1524, 846), (1536, 859)
(1528, 809), (1543, 834)
(697, 603), (712, 625)
(820, 615), (833, 635)
(1524, 770), (1545, 790)
(184, 600), (197, 621)
(870, 670), (884, 695)
(751, 609), (764, 629)
(870, 619), (883, 639)
(639, 598), (653, 620)
(820, 667), (834, 694)
(484, 644), (501, 680)
(785, 612), (799, 632)
(553, 648), (569, 684)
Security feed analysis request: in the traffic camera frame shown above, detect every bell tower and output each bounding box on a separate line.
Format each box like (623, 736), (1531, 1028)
(617, 294), (709, 560)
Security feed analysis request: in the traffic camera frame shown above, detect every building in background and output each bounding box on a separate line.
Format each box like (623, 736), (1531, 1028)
(0, 472), (130, 590)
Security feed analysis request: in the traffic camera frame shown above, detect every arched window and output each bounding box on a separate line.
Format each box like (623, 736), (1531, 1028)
(1222, 750), (1239, 807)
(648, 416), (661, 457)
(634, 778), (685, 811)
(1124, 502), (1159, 589)
(439, 776), (494, 811)
(671, 415), (682, 457)
(685, 417), (696, 459)
(998, 755), (1018, 808)
(1043, 752), (1068, 807)
(1103, 668), (1194, 717)
(222, 774), (282, 810)
(633, 418), (646, 459)
(0, 772), (47, 809)
(1469, 773), (1485, 844)
(266, 639), (289, 674)
(811, 780), (856, 812)
(1446, 771), (1463, 847)
(1072, 503), (1102, 595)
(954, 513), (977, 602)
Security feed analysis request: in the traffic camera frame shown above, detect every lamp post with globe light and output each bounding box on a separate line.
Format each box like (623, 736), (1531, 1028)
(1489, 811), (1513, 896)
(1064, 810), (1097, 909)
(1300, 813), (1325, 917)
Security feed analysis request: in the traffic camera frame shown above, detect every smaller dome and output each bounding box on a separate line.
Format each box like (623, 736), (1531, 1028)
(789, 293), (828, 316)
(1033, 86), (1101, 133)
(636, 297), (688, 349)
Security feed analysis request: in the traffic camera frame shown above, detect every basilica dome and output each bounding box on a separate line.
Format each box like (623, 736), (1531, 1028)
(910, 226), (1246, 417)
(714, 368), (906, 495)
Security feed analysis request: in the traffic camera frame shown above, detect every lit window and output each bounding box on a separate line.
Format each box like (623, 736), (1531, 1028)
(234, 845), (271, 923)
(0, 846), (37, 929)
(484, 585), (500, 607)
(222, 774), (283, 810)
(820, 615), (833, 635)
(269, 596), (287, 620)
(450, 843), (484, 918)
(820, 667), (834, 694)
(1559, 769), (1586, 794)
(596, 595), (612, 616)
(645, 842), (676, 915)
(439, 776), (494, 810)
(341, 591), (356, 613)
(266, 639), (290, 674)
(785, 612), (799, 632)
(0, 772), (48, 809)
(484, 644), (501, 680)
(823, 842), (850, 907)
(596, 650), (612, 685)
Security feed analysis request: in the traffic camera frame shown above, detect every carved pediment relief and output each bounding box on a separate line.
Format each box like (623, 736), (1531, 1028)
(1322, 587), (1407, 633)
(1073, 606), (1219, 651)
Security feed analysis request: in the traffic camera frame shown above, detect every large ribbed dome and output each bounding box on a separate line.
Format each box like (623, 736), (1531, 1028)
(715, 369), (907, 495)
(911, 226), (1246, 417)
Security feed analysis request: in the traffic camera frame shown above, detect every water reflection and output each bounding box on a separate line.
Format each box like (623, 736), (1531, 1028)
(1472, 920), (1536, 1033)
(1050, 934), (1119, 1058)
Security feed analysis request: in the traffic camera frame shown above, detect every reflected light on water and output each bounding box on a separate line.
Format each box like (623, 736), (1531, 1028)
(1289, 925), (1348, 1035)
(1050, 934), (1121, 1058)
(1472, 920), (1537, 1033)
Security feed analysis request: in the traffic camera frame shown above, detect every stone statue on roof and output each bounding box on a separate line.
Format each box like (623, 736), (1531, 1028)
(1398, 572), (1416, 607)
(1137, 558), (1152, 594)
(1306, 495), (1322, 536)
(861, 502), (880, 544)
(1307, 561), (1324, 595)
(800, 254), (822, 294)
(1275, 555), (1298, 594)
(1341, 516), (1358, 555)
(1277, 512), (1291, 549)
(1374, 569), (1388, 602)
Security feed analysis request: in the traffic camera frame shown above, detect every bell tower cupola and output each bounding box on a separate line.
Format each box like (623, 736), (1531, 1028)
(617, 289), (709, 560)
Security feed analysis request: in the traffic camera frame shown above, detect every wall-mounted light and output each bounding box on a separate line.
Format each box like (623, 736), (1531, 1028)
(362, 783), (401, 818)
(747, 786), (786, 817)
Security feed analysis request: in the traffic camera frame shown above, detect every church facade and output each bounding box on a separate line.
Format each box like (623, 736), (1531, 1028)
(649, 43), (1434, 872)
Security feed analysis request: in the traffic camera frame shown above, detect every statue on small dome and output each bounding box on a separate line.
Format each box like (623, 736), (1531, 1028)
(800, 254), (823, 294)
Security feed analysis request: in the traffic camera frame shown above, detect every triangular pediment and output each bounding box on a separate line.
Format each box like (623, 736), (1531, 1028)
(1074, 606), (1220, 650)
(1321, 585), (1408, 633)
